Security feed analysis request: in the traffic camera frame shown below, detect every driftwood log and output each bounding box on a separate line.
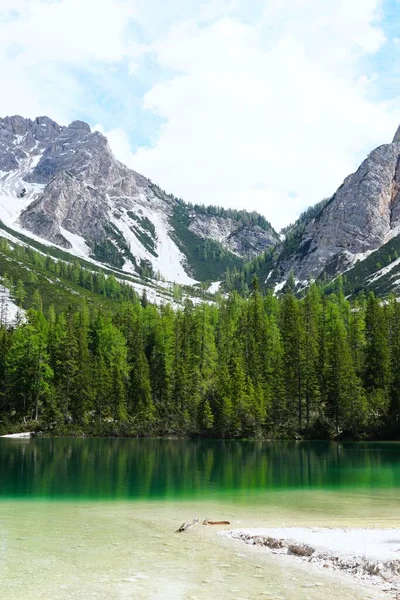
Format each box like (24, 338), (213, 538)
(175, 517), (231, 532)
(175, 517), (199, 533)
(203, 518), (231, 526)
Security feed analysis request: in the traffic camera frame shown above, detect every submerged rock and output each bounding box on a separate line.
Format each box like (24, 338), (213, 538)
(287, 543), (315, 557)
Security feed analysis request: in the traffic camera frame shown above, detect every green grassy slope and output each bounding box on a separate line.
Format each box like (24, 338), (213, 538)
(0, 219), (222, 315)
(170, 203), (244, 281)
(341, 235), (400, 297)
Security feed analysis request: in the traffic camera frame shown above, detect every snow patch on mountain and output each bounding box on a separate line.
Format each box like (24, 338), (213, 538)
(109, 210), (150, 261)
(149, 210), (197, 285)
(59, 227), (92, 259)
(368, 256), (400, 283)
(0, 162), (45, 227)
(109, 196), (197, 285)
(0, 285), (25, 325)
(274, 280), (286, 295)
(349, 249), (375, 266)
(207, 281), (221, 294)
(384, 223), (400, 244)
(265, 270), (273, 283)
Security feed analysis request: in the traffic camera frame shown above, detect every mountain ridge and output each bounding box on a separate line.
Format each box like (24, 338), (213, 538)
(3, 113), (400, 300)
(274, 136), (400, 283)
(224, 125), (400, 297)
(0, 114), (279, 286)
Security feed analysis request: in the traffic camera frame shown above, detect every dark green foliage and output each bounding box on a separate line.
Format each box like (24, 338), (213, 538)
(0, 277), (398, 439)
(280, 197), (333, 235)
(147, 180), (277, 235)
(0, 220), (163, 295)
(187, 202), (277, 233)
(90, 223), (138, 270)
(90, 238), (125, 268)
(139, 259), (154, 279)
(0, 236), (141, 312)
(255, 197), (333, 273)
(127, 212), (158, 257)
(223, 248), (277, 295)
(127, 212), (156, 238)
(339, 233), (400, 297)
(170, 203), (244, 281)
(130, 225), (158, 257)
(224, 196), (334, 296)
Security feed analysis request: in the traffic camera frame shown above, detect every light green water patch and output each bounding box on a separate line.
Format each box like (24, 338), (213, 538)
(0, 500), (388, 600)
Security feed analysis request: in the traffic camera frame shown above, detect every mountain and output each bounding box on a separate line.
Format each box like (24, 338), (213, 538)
(0, 115), (279, 286)
(272, 127), (400, 285)
(4, 113), (400, 304)
(226, 125), (400, 297)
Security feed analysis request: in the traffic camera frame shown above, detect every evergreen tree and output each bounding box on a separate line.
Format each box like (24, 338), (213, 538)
(7, 313), (53, 421)
(388, 297), (400, 427)
(0, 266), (399, 441)
(14, 280), (26, 306)
(280, 291), (305, 432)
(301, 285), (321, 428)
(126, 310), (154, 429)
(71, 303), (93, 423)
(364, 293), (390, 426)
(325, 304), (366, 435)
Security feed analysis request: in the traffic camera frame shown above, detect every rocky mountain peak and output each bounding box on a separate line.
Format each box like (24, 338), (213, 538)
(272, 128), (400, 285)
(0, 115), (33, 136)
(0, 115), (62, 138)
(0, 113), (279, 284)
(67, 120), (91, 134)
(393, 124), (400, 143)
(0, 115), (62, 173)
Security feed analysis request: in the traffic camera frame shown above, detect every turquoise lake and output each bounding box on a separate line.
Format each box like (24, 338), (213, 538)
(0, 439), (399, 599)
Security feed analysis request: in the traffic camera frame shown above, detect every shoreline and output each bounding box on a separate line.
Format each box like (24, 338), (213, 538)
(2, 423), (400, 441)
(222, 527), (400, 597)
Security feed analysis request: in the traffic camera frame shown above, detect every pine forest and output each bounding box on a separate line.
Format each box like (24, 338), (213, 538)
(0, 272), (399, 440)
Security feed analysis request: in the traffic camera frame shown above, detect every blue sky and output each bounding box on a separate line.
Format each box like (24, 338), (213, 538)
(362, 0), (400, 100)
(1, 0), (400, 229)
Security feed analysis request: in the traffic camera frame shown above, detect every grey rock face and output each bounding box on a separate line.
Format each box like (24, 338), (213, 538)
(3, 114), (400, 286)
(67, 120), (91, 133)
(20, 171), (109, 249)
(277, 131), (400, 282)
(20, 124), (142, 247)
(188, 214), (279, 258)
(0, 115), (156, 253)
(393, 125), (400, 143)
(0, 116), (62, 172)
(0, 113), (278, 281)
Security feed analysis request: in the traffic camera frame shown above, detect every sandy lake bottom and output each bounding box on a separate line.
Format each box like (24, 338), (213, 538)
(1, 490), (399, 600)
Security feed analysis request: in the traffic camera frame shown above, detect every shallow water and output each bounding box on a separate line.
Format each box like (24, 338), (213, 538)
(0, 439), (399, 599)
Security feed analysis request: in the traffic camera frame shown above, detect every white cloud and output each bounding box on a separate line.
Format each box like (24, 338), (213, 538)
(93, 124), (135, 167)
(128, 1), (400, 230)
(1, 0), (400, 231)
(1, 0), (135, 63)
(0, 0), (138, 123)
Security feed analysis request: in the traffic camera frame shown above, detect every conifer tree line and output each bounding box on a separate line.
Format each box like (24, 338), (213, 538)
(0, 277), (399, 438)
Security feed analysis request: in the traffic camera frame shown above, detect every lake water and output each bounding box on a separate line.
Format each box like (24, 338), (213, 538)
(0, 439), (399, 599)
